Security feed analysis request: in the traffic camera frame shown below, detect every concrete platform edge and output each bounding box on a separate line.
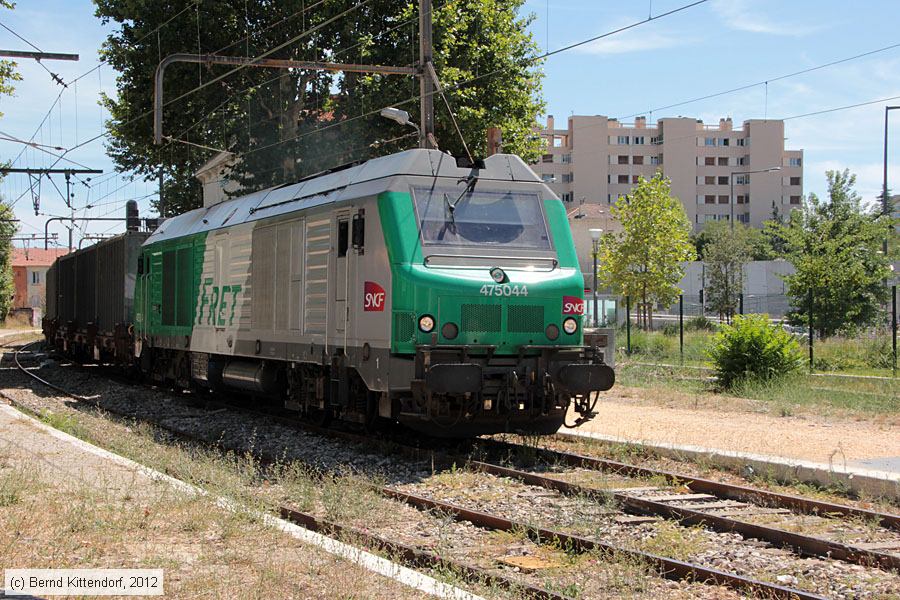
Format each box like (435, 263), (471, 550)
(560, 429), (900, 500)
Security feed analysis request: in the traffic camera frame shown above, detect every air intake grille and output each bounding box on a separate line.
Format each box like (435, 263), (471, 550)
(507, 305), (544, 333)
(461, 304), (501, 333)
(393, 311), (416, 343)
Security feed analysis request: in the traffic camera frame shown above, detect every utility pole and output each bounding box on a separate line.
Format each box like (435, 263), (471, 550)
(419, 0), (436, 148)
(883, 106), (899, 259)
(158, 165), (165, 218)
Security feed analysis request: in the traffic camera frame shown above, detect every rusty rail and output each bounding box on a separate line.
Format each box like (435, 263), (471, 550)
(482, 438), (900, 530)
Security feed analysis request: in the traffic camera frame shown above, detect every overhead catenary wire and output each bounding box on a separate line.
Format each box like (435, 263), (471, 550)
(229, 0), (713, 161)
(616, 40), (900, 120)
(0, 20), (67, 86)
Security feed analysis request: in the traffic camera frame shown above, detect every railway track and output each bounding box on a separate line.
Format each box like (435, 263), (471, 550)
(6, 340), (900, 598)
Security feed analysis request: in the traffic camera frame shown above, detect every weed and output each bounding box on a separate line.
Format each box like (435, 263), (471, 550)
(637, 521), (708, 561)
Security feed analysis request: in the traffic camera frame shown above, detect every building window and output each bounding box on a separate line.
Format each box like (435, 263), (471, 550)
(617, 135), (630, 145)
(737, 138), (748, 146)
(737, 213), (749, 223)
(651, 155), (661, 165)
(734, 174), (749, 185)
(737, 156), (748, 166)
(31, 271), (40, 284)
(790, 176), (801, 185)
(717, 157), (729, 166)
(562, 153), (572, 164)
(617, 175), (629, 184)
(705, 137), (716, 146)
(542, 154), (553, 163)
(736, 194), (748, 204)
(704, 156), (715, 166)
(541, 173), (555, 182)
(789, 157), (802, 167)
(651, 135), (662, 145)
(553, 138), (563, 147)
(618, 155), (629, 165)
(717, 176), (729, 185)
(632, 175), (640, 184)
(562, 173), (574, 183)
(704, 176), (715, 185)
(633, 136), (644, 145)
(790, 195), (802, 205)
(632, 155), (644, 165)
(718, 195), (729, 204)
(561, 192), (573, 202)
(721, 138), (730, 146)
(705, 195), (716, 204)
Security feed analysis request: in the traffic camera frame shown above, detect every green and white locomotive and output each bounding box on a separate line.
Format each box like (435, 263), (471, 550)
(45, 149), (614, 437)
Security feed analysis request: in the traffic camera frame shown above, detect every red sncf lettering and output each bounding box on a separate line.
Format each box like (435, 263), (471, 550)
(364, 281), (386, 311)
(562, 295), (585, 315)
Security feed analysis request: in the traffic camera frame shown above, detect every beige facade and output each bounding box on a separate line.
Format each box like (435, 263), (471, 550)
(535, 115), (803, 230)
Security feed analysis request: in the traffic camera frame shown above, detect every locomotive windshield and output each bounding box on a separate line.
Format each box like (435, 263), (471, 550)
(412, 187), (552, 250)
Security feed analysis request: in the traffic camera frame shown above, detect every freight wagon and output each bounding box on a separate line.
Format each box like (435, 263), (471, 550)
(47, 149), (614, 437)
(43, 218), (149, 363)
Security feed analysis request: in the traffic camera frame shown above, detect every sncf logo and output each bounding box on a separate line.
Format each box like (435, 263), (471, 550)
(562, 295), (585, 315)
(364, 281), (386, 312)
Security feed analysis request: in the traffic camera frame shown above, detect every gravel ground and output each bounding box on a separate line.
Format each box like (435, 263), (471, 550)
(527, 434), (900, 515)
(566, 388), (900, 465)
(3, 344), (899, 599)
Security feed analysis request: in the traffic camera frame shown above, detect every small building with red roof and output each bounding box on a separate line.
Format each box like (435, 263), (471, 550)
(11, 247), (69, 313)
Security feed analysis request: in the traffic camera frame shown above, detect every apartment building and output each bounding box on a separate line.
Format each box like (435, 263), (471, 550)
(534, 115), (803, 230)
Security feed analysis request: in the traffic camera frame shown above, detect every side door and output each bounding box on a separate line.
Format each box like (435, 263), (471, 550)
(333, 211), (351, 338)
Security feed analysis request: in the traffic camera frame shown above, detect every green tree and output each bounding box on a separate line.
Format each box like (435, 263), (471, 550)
(95, 0), (544, 216)
(702, 222), (752, 322)
(0, 0), (20, 321)
(597, 174), (696, 329)
(770, 169), (892, 337)
(0, 201), (15, 321)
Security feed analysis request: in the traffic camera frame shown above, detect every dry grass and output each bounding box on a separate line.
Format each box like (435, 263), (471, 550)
(0, 457), (424, 599)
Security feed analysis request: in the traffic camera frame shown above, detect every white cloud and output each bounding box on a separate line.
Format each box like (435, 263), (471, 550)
(711, 0), (820, 36)
(578, 30), (687, 55)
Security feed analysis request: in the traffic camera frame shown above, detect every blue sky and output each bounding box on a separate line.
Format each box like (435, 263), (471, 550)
(1, 0), (899, 245)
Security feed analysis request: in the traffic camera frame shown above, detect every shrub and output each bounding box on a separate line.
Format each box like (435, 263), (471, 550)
(686, 315), (715, 332)
(707, 314), (803, 389)
(661, 323), (679, 337)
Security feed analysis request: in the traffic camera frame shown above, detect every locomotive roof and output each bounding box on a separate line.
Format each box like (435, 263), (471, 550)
(145, 149), (549, 245)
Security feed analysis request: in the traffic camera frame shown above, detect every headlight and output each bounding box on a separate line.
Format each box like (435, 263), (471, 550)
(489, 267), (507, 283)
(545, 324), (560, 341)
(563, 318), (578, 335)
(418, 314), (435, 333)
(442, 322), (459, 340)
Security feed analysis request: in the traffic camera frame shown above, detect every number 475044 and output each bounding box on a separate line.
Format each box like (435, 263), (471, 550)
(479, 284), (528, 297)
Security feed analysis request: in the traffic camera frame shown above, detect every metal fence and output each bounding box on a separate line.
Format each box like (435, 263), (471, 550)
(618, 286), (899, 376)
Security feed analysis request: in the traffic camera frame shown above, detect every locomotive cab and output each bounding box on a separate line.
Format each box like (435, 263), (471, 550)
(378, 162), (614, 436)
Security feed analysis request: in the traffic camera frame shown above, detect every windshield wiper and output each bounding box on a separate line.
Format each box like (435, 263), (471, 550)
(444, 174), (479, 228)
